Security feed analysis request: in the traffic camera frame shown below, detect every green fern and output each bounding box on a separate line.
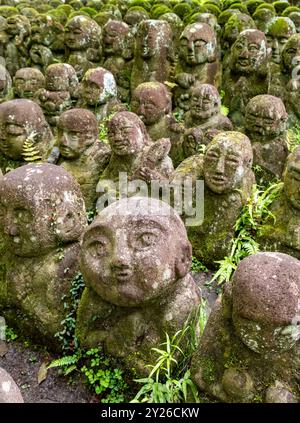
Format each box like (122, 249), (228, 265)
(47, 353), (80, 370)
(22, 139), (42, 162)
(287, 125), (300, 152)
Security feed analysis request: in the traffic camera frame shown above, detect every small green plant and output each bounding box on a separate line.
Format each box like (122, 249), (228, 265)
(220, 90), (229, 116)
(287, 125), (300, 152)
(86, 208), (96, 224)
(131, 302), (207, 403)
(22, 138), (42, 162)
(5, 326), (18, 341)
(210, 182), (283, 285)
(191, 256), (208, 273)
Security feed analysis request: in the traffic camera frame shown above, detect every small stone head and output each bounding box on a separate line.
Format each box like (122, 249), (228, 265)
(224, 13), (256, 45)
(182, 127), (204, 157)
(0, 99), (53, 160)
(232, 252), (300, 354)
(180, 22), (217, 65)
(190, 83), (221, 121)
(203, 131), (253, 194)
(135, 20), (172, 59)
(64, 15), (101, 51)
(31, 14), (64, 47)
(107, 111), (149, 156)
(103, 20), (130, 56)
(80, 67), (117, 106)
(13, 68), (45, 99)
(266, 17), (296, 64)
(80, 196), (192, 307)
(58, 108), (98, 160)
(45, 63), (79, 92)
(5, 14), (30, 37)
(284, 146), (300, 210)
(230, 29), (269, 75)
(245, 95), (288, 141)
(124, 8), (150, 29)
(131, 82), (172, 125)
(282, 34), (300, 73)
(0, 163), (86, 257)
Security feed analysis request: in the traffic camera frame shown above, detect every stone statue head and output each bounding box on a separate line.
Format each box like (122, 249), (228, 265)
(230, 29), (269, 75)
(266, 17), (296, 64)
(80, 67), (117, 106)
(80, 196), (192, 307)
(180, 22), (217, 65)
(0, 163), (86, 257)
(57, 108), (98, 160)
(64, 15), (102, 51)
(107, 111), (149, 156)
(203, 131), (253, 194)
(45, 63), (79, 92)
(190, 83), (221, 121)
(284, 146), (300, 210)
(232, 252), (300, 354)
(131, 82), (172, 125)
(224, 13), (256, 45)
(0, 99), (53, 160)
(245, 95), (288, 141)
(135, 20), (172, 59)
(31, 14), (64, 47)
(182, 127), (204, 157)
(13, 68), (45, 99)
(103, 20), (130, 57)
(282, 33), (300, 74)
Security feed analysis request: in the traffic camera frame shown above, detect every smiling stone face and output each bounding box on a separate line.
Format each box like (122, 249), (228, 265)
(284, 147), (300, 210)
(64, 15), (101, 51)
(203, 132), (253, 194)
(180, 22), (217, 65)
(80, 196), (192, 307)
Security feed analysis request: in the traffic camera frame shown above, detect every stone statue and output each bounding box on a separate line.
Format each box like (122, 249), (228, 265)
(76, 196), (201, 373)
(266, 17), (296, 65)
(191, 252), (300, 403)
(13, 67), (45, 99)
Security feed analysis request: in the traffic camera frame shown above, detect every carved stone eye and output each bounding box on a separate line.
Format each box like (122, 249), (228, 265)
(132, 232), (159, 250)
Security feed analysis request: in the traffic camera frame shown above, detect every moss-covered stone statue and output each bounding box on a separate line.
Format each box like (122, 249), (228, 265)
(64, 15), (102, 80)
(0, 99), (54, 173)
(35, 63), (79, 128)
(77, 67), (123, 122)
(191, 252), (300, 403)
(0, 63), (12, 103)
(184, 83), (233, 134)
(52, 108), (111, 209)
(130, 19), (174, 94)
(172, 131), (255, 268)
(244, 94), (288, 183)
(266, 17), (296, 65)
(131, 81), (184, 166)
(13, 67), (45, 99)
(0, 163), (87, 347)
(76, 196), (201, 374)
(258, 147), (300, 260)
(222, 29), (270, 128)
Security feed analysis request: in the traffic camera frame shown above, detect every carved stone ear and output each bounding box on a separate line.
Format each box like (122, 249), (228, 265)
(54, 205), (85, 243)
(175, 241), (192, 279)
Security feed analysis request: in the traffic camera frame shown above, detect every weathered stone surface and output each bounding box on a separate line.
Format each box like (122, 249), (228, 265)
(0, 367), (23, 403)
(13, 67), (45, 99)
(76, 196), (201, 374)
(266, 17), (296, 65)
(191, 252), (300, 403)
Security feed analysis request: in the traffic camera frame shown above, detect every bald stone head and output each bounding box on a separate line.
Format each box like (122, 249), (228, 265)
(180, 22), (217, 64)
(13, 68), (45, 98)
(0, 163), (86, 257)
(80, 196), (192, 307)
(80, 67), (117, 106)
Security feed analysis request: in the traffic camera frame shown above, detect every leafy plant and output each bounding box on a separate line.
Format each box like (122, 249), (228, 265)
(22, 138), (42, 162)
(287, 125), (300, 152)
(210, 182), (283, 285)
(191, 256), (208, 273)
(220, 90), (229, 116)
(131, 302), (207, 403)
(5, 326), (18, 342)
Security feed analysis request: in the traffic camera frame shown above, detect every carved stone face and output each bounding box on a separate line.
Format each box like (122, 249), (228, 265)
(282, 34), (300, 73)
(131, 82), (171, 125)
(136, 20), (172, 59)
(31, 15), (63, 47)
(107, 111), (146, 156)
(190, 84), (220, 121)
(45, 63), (78, 92)
(245, 95), (287, 141)
(5, 15), (30, 37)
(284, 147), (300, 210)
(80, 67), (117, 106)
(232, 252), (300, 354)
(58, 108), (98, 159)
(266, 17), (296, 64)
(64, 16), (101, 51)
(183, 127), (203, 157)
(80, 196), (192, 307)
(0, 99), (52, 160)
(230, 29), (269, 74)
(180, 23), (216, 65)
(203, 132), (253, 194)
(13, 68), (45, 98)
(103, 20), (129, 56)
(0, 163), (86, 257)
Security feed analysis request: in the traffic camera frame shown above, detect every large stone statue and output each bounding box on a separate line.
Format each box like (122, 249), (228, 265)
(191, 252), (300, 403)
(0, 163), (87, 347)
(172, 131), (255, 267)
(76, 196), (201, 373)
(244, 94), (288, 183)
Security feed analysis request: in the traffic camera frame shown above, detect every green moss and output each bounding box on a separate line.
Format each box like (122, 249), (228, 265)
(151, 4), (172, 18)
(68, 10), (90, 19)
(267, 17), (296, 37)
(256, 3), (276, 13)
(244, 0), (264, 16)
(129, 0), (152, 12)
(218, 9), (239, 26)
(204, 4), (221, 17)
(69, 0), (83, 11)
(0, 6), (18, 17)
(283, 6), (300, 17)
(173, 3), (192, 19)
(57, 4), (74, 16)
(79, 6), (97, 17)
(199, 357), (217, 383)
(273, 1), (290, 15)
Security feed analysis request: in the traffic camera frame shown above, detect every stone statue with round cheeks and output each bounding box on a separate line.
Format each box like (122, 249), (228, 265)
(190, 84), (220, 121)
(0, 99), (54, 162)
(76, 196), (201, 369)
(103, 20), (130, 57)
(284, 147), (300, 211)
(282, 34), (300, 75)
(13, 68), (45, 99)
(180, 22), (217, 66)
(64, 15), (101, 52)
(230, 29), (269, 75)
(44, 63), (78, 93)
(266, 17), (296, 65)
(203, 131), (253, 195)
(191, 252), (300, 403)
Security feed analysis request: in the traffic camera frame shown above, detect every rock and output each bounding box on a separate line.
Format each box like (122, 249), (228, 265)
(0, 367), (23, 403)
